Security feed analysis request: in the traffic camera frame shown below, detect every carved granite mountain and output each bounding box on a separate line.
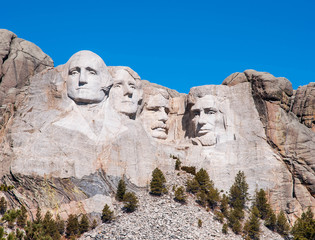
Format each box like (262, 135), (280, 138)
(0, 29), (313, 224)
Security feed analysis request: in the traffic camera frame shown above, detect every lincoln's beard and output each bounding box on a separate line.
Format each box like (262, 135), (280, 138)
(194, 132), (216, 146)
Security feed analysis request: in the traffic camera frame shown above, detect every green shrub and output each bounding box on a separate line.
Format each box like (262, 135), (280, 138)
(229, 171), (249, 210)
(174, 186), (186, 203)
(198, 219), (202, 228)
(123, 192), (138, 213)
(214, 210), (224, 223)
(264, 208), (277, 231)
(150, 168), (167, 196)
(186, 178), (199, 194)
(291, 208), (315, 240)
(79, 214), (89, 234)
(101, 204), (114, 223)
(254, 189), (270, 220)
(116, 179), (126, 202)
(181, 166), (196, 175)
(244, 206), (260, 240)
(276, 210), (290, 236)
(91, 219), (97, 229)
(0, 197), (7, 215)
(66, 214), (79, 238)
(16, 205), (27, 228)
(222, 223), (228, 234)
(175, 159), (181, 170)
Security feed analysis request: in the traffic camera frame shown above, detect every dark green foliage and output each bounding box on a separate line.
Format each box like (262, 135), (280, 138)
(198, 219), (202, 228)
(174, 186), (186, 203)
(195, 168), (211, 191)
(91, 219), (97, 229)
(264, 209), (277, 231)
(0, 185), (14, 192)
(35, 207), (42, 224)
(0, 227), (4, 240)
(229, 171), (249, 210)
(0, 197), (7, 215)
(16, 205), (27, 228)
(123, 192), (138, 213)
(101, 204), (114, 223)
(181, 166), (196, 175)
(291, 208), (315, 240)
(15, 229), (24, 240)
(228, 209), (242, 234)
(54, 214), (64, 235)
(186, 178), (199, 194)
(116, 179), (126, 202)
(79, 214), (89, 234)
(196, 190), (207, 207)
(66, 214), (79, 238)
(7, 233), (15, 240)
(42, 211), (61, 240)
(214, 210), (224, 223)
(150, 168), (167, 196)
(2, 209), (20, 229)
(222, 223), (228, 234)
(244, 206), (260, 240)
(175, 159), (181, 170)
(220, 194), (229, 217)
(276, 210), (290, 236)
(254, 189), (270, 220)
(206, 187), (220, 210)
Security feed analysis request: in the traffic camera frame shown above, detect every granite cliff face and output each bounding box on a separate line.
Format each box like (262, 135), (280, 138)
(0, 29), (314, 223)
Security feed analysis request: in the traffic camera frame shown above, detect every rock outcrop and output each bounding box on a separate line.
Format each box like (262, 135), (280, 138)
(0, 30), (313, 225)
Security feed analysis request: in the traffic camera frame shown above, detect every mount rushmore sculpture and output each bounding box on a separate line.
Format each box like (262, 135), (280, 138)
(0, 30), (314, 222)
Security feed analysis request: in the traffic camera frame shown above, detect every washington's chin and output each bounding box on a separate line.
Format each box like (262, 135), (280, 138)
(151, 128), (168, 140)
(68, 90), (105, 104)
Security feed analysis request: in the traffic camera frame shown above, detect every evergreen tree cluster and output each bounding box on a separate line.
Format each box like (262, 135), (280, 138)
(0, 185), (14, 192)
(116, 178), (139, 213)
(185, 168), (220, 210)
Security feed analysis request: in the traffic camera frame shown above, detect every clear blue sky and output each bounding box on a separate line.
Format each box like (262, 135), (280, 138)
(2, 0), (315, 93)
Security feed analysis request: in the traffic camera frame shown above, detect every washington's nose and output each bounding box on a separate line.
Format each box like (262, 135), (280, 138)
(123, 84), (133, 96)
(79, 71), (88, 85)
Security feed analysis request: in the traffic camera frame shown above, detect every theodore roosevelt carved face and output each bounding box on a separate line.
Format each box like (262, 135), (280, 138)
(140, 90), (170, 140)
(65, 51), (112, 104)
(108, 67), (142, 119)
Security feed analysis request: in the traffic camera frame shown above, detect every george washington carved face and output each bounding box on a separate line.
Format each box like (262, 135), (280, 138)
(65, 51), (112, 104)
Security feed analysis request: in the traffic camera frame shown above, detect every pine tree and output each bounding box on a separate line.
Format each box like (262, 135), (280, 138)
(123, 192), (138, 213)
(195, 168), (212, 192)
(34, 206), (42, 224)
(244, 206), (260, 240)
(228, 209), (243, 234)
(220, 194), (229, 217)
(91, 219), (97, 229)
(186, 178), (199, 194)
(42, 211), (60, 240)
(56, 214), (65, 235)
(229, 171), (249, 210)
(66, 214), (79, 238)
(254, 189), (270, 219)
(79, 214), (89, 234)
(265, 208), (277, 231)
(0, 197), (7, 215)
(16, 205), (27, 228)
(101, 204), (114, 223)
(174, 186), (186, 203)
(291, 208), (315, 240)
(276, 210), (290, 236)
(116, 179), (126, 202)
(150, 168), (166, 196)
(175, 158), (181, 170)
(206, 187), (220, 210)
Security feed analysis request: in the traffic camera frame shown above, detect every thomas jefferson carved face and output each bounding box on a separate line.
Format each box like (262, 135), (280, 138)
(140, 93), (169, 140)
(109, 69), (142, 118)
(66, 51), (111, 104)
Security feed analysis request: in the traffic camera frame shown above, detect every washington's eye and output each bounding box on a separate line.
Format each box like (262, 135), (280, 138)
(89, 70), (97, 75)
(114, 83), (122, 88)
(129, 84), (136, 89)
(69, 68), (79, 75)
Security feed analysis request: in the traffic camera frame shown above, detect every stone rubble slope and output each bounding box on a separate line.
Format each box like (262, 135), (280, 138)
(80, 172), (283, 240)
